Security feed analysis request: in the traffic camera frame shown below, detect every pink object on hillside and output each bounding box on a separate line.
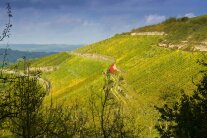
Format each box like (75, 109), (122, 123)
(109, 64), (118, 74)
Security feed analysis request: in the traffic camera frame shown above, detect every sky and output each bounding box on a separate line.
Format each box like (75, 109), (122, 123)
(0, 0), (206, 44)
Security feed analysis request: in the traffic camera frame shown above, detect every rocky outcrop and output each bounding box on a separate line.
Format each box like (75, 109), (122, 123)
(194, 45), (207, 51)
(131, 32), (166, 36)
(158, 41), (207, 52)
(158, 43), (187, 50)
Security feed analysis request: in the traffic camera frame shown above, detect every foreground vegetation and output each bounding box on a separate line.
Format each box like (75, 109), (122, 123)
(0, 66), (139, 137)
(155, 60), (207, 137)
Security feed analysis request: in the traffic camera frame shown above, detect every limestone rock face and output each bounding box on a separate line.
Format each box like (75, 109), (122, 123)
(131, 32), (165, 36)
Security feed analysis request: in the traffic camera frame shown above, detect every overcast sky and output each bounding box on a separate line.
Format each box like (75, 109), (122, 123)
(0, 0), (206, 44)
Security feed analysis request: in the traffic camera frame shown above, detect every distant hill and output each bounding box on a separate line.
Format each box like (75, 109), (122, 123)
(0, 44), (83, 52)
(0, 48), (55, 63)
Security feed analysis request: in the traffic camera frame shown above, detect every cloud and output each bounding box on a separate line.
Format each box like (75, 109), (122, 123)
(56, 16), (83, 25)
(7, 0), (167, 10)
(55, 15), (97, 27)
(184, 12), (195, 18)
(4, 0), (206, 44)
(145, 14), (166, 25)
(82, 21), (97, 27)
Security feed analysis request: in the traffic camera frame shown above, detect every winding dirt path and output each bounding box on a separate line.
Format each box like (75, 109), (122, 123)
(2, 69), (51, 93)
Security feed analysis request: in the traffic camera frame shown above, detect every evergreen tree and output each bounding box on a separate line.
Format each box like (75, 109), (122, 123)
(155, 72), (207, 137)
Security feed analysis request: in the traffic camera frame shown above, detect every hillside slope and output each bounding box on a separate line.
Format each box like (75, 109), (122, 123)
(29, 52), (110, 105)
(24, 15), (207, 137)
(27, 35), (205, 137)
(76, 35), (203, 96)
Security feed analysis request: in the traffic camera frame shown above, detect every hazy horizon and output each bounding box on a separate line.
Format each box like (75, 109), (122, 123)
(0, 44), (83, 52)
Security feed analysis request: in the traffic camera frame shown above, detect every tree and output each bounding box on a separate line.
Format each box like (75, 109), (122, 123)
(0, 3), (12, 42)
(44, 103), (89, 138)
(7, 74), (47, 137)
(0, 2), (13, 127)
(155, 62), (207, 137)
(89, 71), (135, 138)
